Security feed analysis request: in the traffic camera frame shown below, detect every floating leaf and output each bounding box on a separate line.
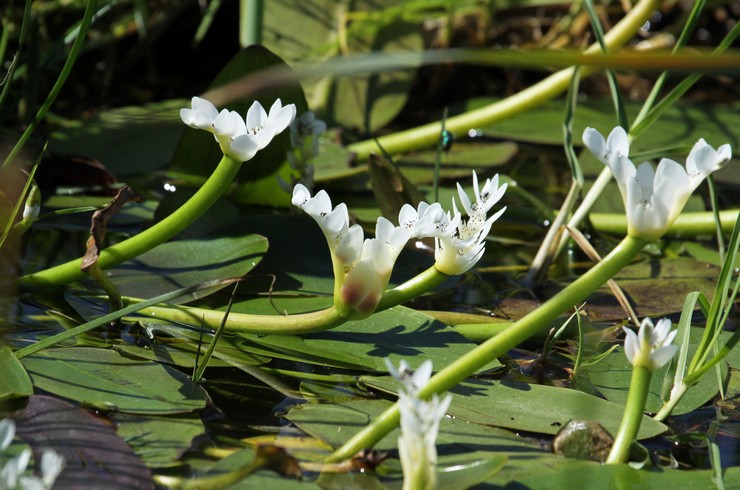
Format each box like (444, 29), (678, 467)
(0, 345), (32, 401)
(21, 347), (207, 414)
(362, 376), (667, 439)
(114, 413), (205, 468)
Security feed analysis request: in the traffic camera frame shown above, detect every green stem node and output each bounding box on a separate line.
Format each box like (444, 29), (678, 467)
(327, 235), (647, 462)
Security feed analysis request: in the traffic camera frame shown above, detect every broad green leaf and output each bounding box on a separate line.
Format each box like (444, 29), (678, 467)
(285, 397), (538, 453)
(107, 235), (268, 302)
(240, 306), (502, 372)
(168, 45), (309, 207)
(21, 347), (207, 414)
(361, 376), (667, 439)
(0, 345), (33, 401)
(114, 413), (205, 468)
(493, 459), (740, 489)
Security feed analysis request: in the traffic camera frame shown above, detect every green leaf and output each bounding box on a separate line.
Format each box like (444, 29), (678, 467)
(240, 306), (502, 372)
(108, 235), (268, 302)
(361, 376), (667, 439)
(114, 413), (205, 468)
(21, 347), (208, 414)
(495, 459), (740, 489)
(0, 345), (33, 401)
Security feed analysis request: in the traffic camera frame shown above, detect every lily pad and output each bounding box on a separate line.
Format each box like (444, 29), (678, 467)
(21, 347), (207, 414)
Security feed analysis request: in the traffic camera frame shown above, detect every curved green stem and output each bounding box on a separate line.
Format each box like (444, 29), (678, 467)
(132, 302), (348, 335)
(2, 0), (98, 170)
(19, 155), (242, 288)
(345, 0), (661, 160)
(130, 266), (448, 334)
(606, 364), (652, 464)
(327, 235), (647, 462)
(654, 382), (687, 422)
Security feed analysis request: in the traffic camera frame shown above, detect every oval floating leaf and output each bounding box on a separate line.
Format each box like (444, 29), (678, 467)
(22, 347), (207, 414)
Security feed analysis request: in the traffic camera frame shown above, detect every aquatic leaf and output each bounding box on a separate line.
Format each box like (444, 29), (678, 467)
(492, 459), (740, 489)
(10, 395), (154, 489)
(361, 376), (667, 439)
(205, 446), (322, 489)
(21, 347), (207, 414)
(107, 234), (268, 302)
(241, 306), (502, 372)
(0, 345), (33, 401)
(114, 413), (205, 468)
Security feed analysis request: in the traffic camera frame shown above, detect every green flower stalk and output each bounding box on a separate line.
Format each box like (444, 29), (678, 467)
(19, 97), (296, 289)
(606, 318), (677, 464)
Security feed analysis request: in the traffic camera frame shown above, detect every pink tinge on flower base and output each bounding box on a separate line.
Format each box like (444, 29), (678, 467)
(180, 96), (296, 163)
(583, 126), (732, 241)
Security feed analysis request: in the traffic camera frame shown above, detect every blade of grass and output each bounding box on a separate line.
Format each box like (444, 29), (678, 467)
(192, 282), (239, 383)
(0, 0), (31, 110)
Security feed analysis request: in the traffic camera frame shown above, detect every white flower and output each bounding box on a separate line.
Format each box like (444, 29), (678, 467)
(340, 218), (410, 313)
(398, 201), (447, 238)
(431, 172), (507, 275)
(180, 96), (296, 163)
(291, 184), (363, 268)
(583, 127), (732, 241)
(386, 359), (451, 490)
(623, 317), (678, 371)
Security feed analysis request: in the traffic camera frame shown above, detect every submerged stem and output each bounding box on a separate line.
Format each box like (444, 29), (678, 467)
(327, 235), (647, 462)
(19, 155), (242, 289)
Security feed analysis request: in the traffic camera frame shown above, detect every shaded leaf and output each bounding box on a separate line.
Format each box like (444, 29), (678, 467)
(21, 347), (207, 414)
(114, 413), (205, 468)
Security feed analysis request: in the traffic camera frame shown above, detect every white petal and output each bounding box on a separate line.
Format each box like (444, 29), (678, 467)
(246, 100), (268, 131)
(650, 345), (678, 369)
(456, 181), (473, 216)
(583, 127), (607, 163)
(228, 135), (259, 162)
(291, 184), (311, 207)
(606, 126), (630, 159)
(269, 103), (297, 136)
(191, 96), (218, 117)
(623, 326), (639, 365)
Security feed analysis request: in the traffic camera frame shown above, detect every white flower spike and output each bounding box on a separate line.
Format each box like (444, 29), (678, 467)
(180, 96), (296, 163)
(291, 184), (364, 268)
(340, 218), (410, 314)
(623, 317), (678, 372)
(385, 359), (451, 490)
(432, 172), (507, 275)
(583, 127), (732, 241)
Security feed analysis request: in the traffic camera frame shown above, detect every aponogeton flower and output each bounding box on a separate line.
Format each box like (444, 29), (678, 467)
(291, 184), (363, 269)
(583, 126), (732, 241)
(180, 96), (296, 162)
(340, 218), (410, 314)
(386, 359), (451, 490)
(623, 317), (678, 372)
(432, 172), (507, 275)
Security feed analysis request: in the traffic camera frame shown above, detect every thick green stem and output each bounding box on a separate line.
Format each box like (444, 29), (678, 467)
(606, 364), (652, 464)
(589, 209), (740, 237)
(133, 302), (348, 335)
(129, 266), (448, 334)
(327, 235), (647, 462)
(345, 0), (661, 160)
(654, 382), (687, 422)
(19, 155), (242, 288)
